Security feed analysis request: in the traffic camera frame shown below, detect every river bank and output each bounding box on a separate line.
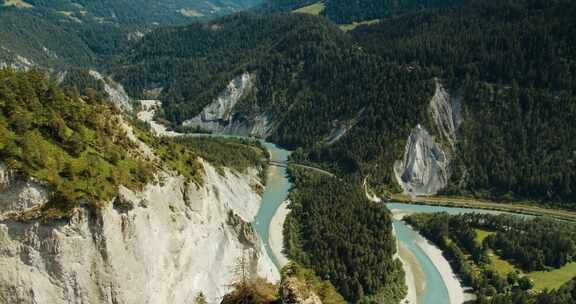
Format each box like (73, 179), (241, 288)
(391, 194), (576, 222)
(397, 242), (424, 304)
(269, 200), (290, 268)
(392, 207), (470, 304)
(415, 237), (466, 304)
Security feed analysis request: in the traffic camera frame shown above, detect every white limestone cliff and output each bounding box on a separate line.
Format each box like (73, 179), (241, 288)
(138, 100), (181, 137)
(89, 70), (134, 113)
(394, 81), (461, 196)
(394, 125), (450, 196)
(0, 160), (279, 304)
(183, 72), (273, 137)
(429, 80), (461, 148)
(0, 163), (49, 215)
(0, 112), (280, 303)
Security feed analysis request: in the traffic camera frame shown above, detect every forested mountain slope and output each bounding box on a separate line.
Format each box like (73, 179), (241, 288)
(263, 0), (463, 23)
(0, 0), (262, 68)
(114, 0), (576, 207)
(352, 0), (576, 205)
(113, 12), (437, 192)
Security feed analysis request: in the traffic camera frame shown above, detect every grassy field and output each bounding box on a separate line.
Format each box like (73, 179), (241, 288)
(3, 0), (33, 8)
(179, 8), (204, 17)
(292, 2), (325, 15)
(474, 229), (494, 244)
(339, 19), (380, 31)
(391, 194), (576, 222)
(528, 262), (576, 290)
(485, 250), (518, 278)
(474, 229), (576, 290)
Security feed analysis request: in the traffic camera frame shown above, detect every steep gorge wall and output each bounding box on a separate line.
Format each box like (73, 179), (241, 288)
(183, 72), (273, 137)
(394, 81), (461, 196)
(0, 159), (279, 304)
(89, 70), (134, 113)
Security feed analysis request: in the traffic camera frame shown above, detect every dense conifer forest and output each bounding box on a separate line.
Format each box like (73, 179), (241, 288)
(353, 0), (576, 204)
(113, 0), (576, 207)
(113, 12), (437, 198)
(2, 0), (576, 303)
(284, 166), (406, 303)
(0, 0), (261, 68)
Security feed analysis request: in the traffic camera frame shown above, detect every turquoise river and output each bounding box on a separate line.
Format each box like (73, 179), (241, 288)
(250, 141), (507, 304)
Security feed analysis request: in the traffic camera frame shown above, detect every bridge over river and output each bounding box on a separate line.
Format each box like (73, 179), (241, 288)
(268, 160), (335, 177)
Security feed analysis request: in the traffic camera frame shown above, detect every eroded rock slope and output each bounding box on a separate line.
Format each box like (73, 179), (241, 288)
(0, 119), (279, 304)
(394, 81), (461, 196)
(183, 72), (272, 137)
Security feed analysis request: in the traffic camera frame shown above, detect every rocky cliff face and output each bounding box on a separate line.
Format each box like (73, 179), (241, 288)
(183, 72), (273, 137)
(280, 277), (323, 304)
(0, 159), (279, 304)
(89, 70), (134, 113)
(394, 81), (461, 196)
(0, 163), (49, 215)
(429, 81), (460, 148)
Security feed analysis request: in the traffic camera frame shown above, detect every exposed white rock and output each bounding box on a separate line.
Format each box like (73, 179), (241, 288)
(89, 70), (133, 113)
(118, 115), (158, 160)
(42, 46), (58, 59)
(0, 54), (34, 71)
(127, 31), (145, 41)
(54, 70), (67, 85)
(201, 72), (253, 122)
(429, 81), (460, 148)
(281, 276), (323, 304)
(0, 104), (280, 303)
(394, 125), (449, 196)
(15, 55), (34, 69)
(0, 163), (49, 215)
(0, 159), (279, 304)
(363, 176), (382, 203)
(137, 100), (181, 137)
(183, 73), (273, 137)
(394, 81), (462, 196)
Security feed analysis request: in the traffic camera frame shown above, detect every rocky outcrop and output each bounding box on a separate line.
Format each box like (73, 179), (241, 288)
(183, 72), (273, 137)
(0, 53), (34, 71)
(137, 100), (182, 137)
(0, 160), (279, 304)
(0, 163), (48, 215)
(281, 277), (323, 304)
(429, 80), (461, 148)
(89, 70), (133, 113)
(394, 125), (450, 196)
(394, 81), (461, 196)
